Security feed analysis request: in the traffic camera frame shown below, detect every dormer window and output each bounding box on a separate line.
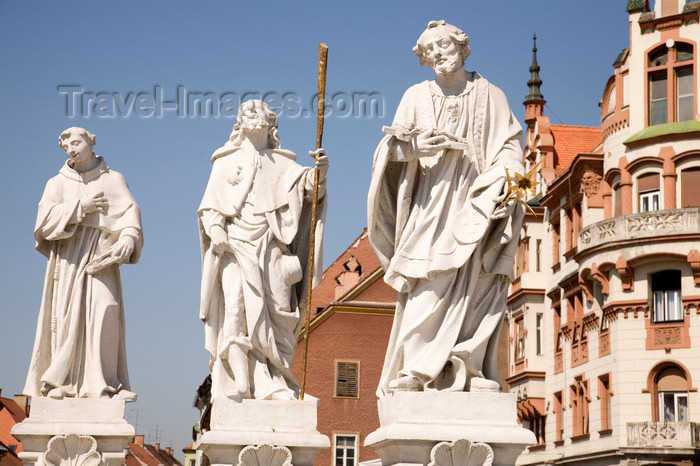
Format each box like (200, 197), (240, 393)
(647, 42), (695, 126)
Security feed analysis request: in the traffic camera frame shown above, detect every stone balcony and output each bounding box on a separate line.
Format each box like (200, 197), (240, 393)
(578, 208), (700, 254)
(627, 422), (700, 448)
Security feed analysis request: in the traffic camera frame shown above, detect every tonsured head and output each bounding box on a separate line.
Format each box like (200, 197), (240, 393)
(58, 127), (96, 167)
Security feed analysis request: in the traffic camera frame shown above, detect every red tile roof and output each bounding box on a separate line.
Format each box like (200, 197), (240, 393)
(0, 398), (27, 458)
(127, 442), (181, 466)
(549, 125), (602, 176)
(310, 228), (383, 313)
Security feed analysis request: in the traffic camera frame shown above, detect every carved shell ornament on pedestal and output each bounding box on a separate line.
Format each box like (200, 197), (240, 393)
(236, 444), (292, 466)
(44, 434), (102, 466)
(428, 439), (494, 466)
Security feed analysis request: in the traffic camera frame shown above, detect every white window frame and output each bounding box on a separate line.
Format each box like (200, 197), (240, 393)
(659, 391), (689, 422)
(640, 190), (660, 212)
(333, 434), (358, 466)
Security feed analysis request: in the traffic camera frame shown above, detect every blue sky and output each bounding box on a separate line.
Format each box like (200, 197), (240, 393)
(0, 0), (628, 456)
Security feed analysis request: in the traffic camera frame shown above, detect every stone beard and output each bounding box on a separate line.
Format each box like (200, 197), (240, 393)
(198, 101), (326, 401)
(368, 21), (525, 395)
(24, 138), (142, 400)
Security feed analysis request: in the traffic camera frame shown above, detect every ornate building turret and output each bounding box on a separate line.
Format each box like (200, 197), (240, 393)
(524, 34), (546, 123)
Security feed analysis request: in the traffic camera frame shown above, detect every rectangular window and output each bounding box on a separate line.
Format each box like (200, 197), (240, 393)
(677, 68), (694, 122)
(536, 239), (542, 272)
(552, 221), (560, 265)
(659, 392), (689, 422)
(528, 416), (546, 445)
(335, 361), (359, 398)
(515, 318), (525, 361)
(536, 313), (543, 355)
(598, 374), (612, 432)
(651, 270), (683, 323)
(650, 72), (668, 125)
(334, 434), (358, 466)
(554, 391), (564, 442)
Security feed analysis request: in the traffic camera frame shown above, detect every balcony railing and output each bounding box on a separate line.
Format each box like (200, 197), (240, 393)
(579, 208), (700, 254)
(627, 422), (700, 448)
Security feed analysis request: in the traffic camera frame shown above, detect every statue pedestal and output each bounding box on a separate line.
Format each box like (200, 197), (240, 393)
(365, 392), (535, 466)
(197, 396), (329, 466)
(11, 398), (135, 466)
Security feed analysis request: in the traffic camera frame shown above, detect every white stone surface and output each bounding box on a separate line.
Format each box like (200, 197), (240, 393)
(11, 398), (134, 466)
(365, 392), (535, 465)
(198, 100), (327, 402)
(197, 397), (329, 466)
(367, 20), (525, 395)
(23, 127), (142, 401)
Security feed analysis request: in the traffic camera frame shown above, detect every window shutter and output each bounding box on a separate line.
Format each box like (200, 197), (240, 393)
(336, 362), (359, 397)
(638, 173), (660, 193)
(682, 168), (700, 207)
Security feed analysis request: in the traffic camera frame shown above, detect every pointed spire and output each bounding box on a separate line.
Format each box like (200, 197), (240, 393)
(525, 33), (544, 103)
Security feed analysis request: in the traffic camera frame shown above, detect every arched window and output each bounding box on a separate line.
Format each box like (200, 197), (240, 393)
(651, 270), (682, 323)
(647, 42), (695, 126)
(656, 366), (689, 422)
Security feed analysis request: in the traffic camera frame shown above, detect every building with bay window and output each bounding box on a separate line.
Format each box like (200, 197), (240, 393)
(508, 1), (700, 464)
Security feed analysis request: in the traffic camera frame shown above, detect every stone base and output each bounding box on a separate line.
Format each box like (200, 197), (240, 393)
(11, 398), (135, 466)
(365, 392), (536, 466)
(197, 396), (330, 466)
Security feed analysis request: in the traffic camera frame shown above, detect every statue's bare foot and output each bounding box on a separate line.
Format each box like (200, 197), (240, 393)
(114, 390), (138, 402)
(388, 375), (422, 391)
(47, 387), (67, 399)
(469, 377), (500, 392)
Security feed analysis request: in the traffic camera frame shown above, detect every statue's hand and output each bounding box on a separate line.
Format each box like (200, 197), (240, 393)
(210, 226), (230, 256)
(415, 129), (453, 156)
(111, 236), (135, 263)
(491, 193), (516, 220)
(80, 191), (107, 215)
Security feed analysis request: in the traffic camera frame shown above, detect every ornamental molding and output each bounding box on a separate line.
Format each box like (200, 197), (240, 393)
(44, 434), (101, 466)
(237, 444), (292, 466)
(580, 170), (603, 199)
(428, 439), (494, 466)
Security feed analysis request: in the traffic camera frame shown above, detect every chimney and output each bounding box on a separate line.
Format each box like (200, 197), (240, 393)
(166, 447), (173, 456)
(134, 435), (144, 447)
(14, 395), (30, 416)
(155, 442), (160, 451)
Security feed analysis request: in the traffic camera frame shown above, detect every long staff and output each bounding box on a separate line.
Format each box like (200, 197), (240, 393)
(300, 43), (328, 400)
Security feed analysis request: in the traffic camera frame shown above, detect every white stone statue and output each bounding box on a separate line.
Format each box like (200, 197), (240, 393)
(368, 21), (525, 395)
(24, 127), (143, 401)
(199, 100), (327, 401)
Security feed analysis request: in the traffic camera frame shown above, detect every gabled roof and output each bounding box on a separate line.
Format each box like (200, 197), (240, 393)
(310, 228), (383, 312)
(550, 125), (602, 176)
(127, 443), (181, 466)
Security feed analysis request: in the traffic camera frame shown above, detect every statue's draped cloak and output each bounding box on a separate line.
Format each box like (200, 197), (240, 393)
(24, 157), (143, 398)
(367, 74), (524, 395)
(198, 145), (325, 400)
